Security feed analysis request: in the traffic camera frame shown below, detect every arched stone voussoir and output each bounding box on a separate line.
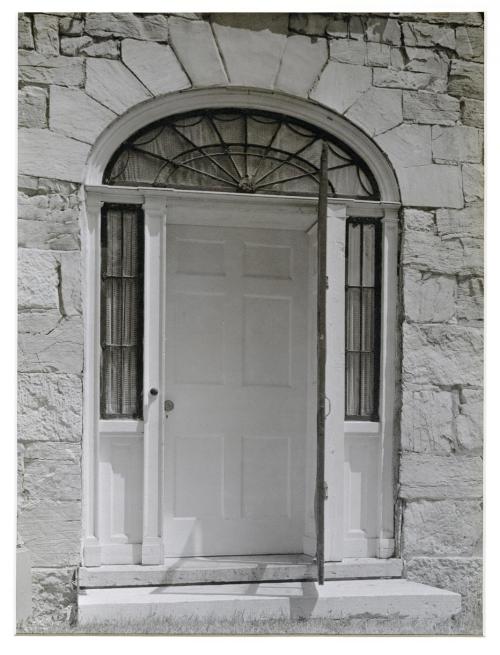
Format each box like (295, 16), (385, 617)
(49, 86), (117, 145)
(210, 13), (288, 89)
(168, 16), (228, 86)
(85, 59), (152, 116)
(121, 38), (191, 96)
(309, 61), (372, 115)
(274, 34), (328, 98)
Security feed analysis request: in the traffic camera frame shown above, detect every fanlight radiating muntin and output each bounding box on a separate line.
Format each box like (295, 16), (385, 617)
(104, 109), (380, 200)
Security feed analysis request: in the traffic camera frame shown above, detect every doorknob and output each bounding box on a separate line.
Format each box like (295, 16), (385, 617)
(164, 399), (175, 414)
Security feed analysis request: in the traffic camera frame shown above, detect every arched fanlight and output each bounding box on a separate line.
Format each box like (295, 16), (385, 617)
(103, 109), (380, 200)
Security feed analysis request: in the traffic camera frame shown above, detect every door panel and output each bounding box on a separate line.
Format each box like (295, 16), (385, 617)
(163, 224), (308, 557)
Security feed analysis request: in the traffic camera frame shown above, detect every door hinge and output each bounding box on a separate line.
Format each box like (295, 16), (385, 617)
(326, 275), (329, 289)
(323, 481), (328, 500)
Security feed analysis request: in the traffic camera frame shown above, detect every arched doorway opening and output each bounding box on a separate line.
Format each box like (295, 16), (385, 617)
(82, 89), (400, 580)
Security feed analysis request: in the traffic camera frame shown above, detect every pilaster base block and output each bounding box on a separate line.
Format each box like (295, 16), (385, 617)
(83, 541), (102, 567)
(142, 540), (164, 565)
(377, 538), (395, 559)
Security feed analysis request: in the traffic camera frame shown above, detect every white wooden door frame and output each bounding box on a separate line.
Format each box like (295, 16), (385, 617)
(82, 186), (399, 566)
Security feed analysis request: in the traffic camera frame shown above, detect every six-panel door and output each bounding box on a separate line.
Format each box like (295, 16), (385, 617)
(162, 224), (309, 556)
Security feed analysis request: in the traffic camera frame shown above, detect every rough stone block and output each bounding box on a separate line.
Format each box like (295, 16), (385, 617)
(365, 42), (391, 67)
(49, 86), (116, 144)
(329, 38), (366, 65)
(168, 17), (227, 86)
(33, 14), (59, 56)
(403, 229), (482, 275)
(455, 26), (484, 62)
(403, 269), (456, 323)
(432, 125), (482, 164)
(18, 250), (59, 310)
(275, 34), (327, 97)
(211, 13), (288, 88)
(18, 309), (61, 336)
(18, 315), (83, 374)
(403, 208), (434, 232)
(348, 16), (365, 40)
(345, 87), (403, 136)
(85, 58), (151, 114)
(325, 16), (348, 39)
(375, 124), (432, 168)
(60, 35), (92, 56)
(19, 52), (85, 87)
(59, 16), (84, 36)
(461, 98), (483, 128)
(403, 499), (482, 557)
(82, 39), (121, 59)
(18, 86), (47, 129)
(456, 388), (483, 450)
(400, 453), (482, 500)
(391, 13), (483, 26)
(18, 442), (25, 504)
(18, 219), (80, 251)
(436, 205), (483, 239)
(22, 442), (81, 502)
(403, 91), (460, 125)
(402, 323), (483, 386)
(457, 277), (483, 322)
(404, 48), (449, 78)
(61, 35), (120, 59)
(448, 60), (483, 100)
(59, 251), (82, 316)
(18, 501), (81, 567)
(18, 373), (82, 443)
(401, 388), (455, 453)
(365, 16), (401, 45)
(373, 68), (444, 92)
(289, 13), (329, 36)
(405, 557), (482, 634)
(19, 128), (90, 183)
(462, 164), (483, 203)
(85, 12), (169, 41)
(398, 164), (463, 209)
(31, 567), (77, 623)
(121, 39), (190, 95)
(18, 187), (80, 226)
(310, 62), (372, 115)
(19, 14), (34, 49)
(402, 22), (455, 48)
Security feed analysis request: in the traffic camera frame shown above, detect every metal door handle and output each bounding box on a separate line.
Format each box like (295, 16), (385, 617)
(164, 399), (175, 414)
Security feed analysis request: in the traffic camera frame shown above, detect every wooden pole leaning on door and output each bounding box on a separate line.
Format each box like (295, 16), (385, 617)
(315, 141), (328, 585)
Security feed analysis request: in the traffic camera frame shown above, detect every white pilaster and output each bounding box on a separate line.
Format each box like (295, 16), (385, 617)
(142, 194), (166, 564)
(82, 192), (103, 567)
(377, 206), (399, 558)
(324, 203), (347, 562)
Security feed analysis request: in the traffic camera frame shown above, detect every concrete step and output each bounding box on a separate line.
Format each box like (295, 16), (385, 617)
(78, 579), (460, 624)
(79, 556), (403, 588)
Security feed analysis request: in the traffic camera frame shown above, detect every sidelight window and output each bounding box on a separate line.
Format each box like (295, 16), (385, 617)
(345, 218), (381, 420)
(100, 204), (144, 419)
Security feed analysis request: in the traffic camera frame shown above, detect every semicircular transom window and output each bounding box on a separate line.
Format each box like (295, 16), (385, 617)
(103, 109), (380, 200)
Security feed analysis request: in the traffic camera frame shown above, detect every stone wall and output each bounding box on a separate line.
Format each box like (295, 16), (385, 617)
(18, 12), (483, 632)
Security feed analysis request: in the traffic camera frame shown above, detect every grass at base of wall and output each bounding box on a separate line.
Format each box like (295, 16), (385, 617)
(17, 611), (482, 636)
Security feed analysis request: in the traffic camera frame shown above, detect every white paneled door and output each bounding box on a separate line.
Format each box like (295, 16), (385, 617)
(163, 224), (309, 557)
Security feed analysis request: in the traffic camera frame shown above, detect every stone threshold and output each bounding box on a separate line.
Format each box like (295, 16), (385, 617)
(79, 555), (403, 588)
(78, 579), (460, 624)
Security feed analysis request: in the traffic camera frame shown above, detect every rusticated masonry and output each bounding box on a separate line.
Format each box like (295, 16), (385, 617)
(18, 12), (483, 633)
